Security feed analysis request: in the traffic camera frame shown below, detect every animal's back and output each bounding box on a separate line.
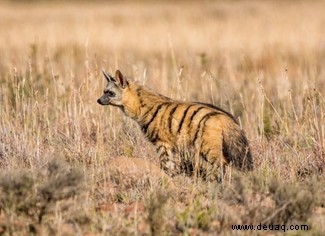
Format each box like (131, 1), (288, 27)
(136, 93), (253, 172)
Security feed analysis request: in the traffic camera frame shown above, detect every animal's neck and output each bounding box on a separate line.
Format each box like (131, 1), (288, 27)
(134, 85), (170, 121)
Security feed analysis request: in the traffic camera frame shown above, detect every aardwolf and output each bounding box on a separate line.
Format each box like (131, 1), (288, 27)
(98, 70), (253, 177)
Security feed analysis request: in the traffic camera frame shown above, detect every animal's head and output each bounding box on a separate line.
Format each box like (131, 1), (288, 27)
(97, 70), (129, 107)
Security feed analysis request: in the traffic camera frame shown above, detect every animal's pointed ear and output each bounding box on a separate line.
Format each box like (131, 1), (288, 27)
(102, 70), (115, 82)
(115, 70), (128, 89)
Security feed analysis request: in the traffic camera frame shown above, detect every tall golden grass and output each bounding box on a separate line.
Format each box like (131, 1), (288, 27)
(0, 0), (324, 235)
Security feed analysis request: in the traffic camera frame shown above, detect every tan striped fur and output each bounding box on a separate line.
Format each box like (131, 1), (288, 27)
(98, 70), (253, 177)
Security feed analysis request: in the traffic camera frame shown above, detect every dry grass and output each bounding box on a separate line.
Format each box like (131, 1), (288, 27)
(0, 0), (324, 235)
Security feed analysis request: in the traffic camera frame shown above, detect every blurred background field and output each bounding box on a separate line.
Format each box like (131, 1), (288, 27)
(0, 0), (324, 235)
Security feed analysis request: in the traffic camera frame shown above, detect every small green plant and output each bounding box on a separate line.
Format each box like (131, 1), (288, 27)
(145, 190), (170, 236)
(176, 199), (215, 234)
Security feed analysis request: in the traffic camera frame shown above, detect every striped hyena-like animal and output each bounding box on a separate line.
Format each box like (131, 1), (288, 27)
(97, 70), (253, 177)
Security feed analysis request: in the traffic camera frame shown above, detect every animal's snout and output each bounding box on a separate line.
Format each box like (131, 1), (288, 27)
(97, 98), (102, 105)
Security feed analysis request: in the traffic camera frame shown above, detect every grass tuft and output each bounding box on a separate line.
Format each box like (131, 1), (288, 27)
(0, 159), (85, 234)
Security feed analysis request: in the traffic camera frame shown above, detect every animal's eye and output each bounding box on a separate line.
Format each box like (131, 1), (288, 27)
(107, 91), (116, 97)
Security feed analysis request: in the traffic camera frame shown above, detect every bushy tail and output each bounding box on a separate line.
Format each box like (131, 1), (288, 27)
(222, 126), (253, 171)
